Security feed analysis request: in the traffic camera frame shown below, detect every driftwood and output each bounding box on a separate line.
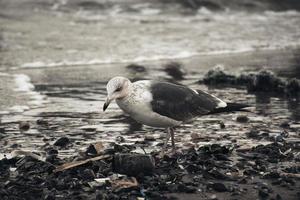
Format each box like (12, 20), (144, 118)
(53, 154), (111, 173)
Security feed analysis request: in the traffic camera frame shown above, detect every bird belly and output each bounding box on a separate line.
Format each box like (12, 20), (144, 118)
(116, 99), (181, 128)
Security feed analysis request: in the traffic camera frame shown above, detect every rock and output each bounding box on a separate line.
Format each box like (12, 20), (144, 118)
(203, 66), (236, 85)
(280, 130), (289, 138)
(208, 182), (228, 192)
(126, 64), (146, 73)
(279, 121), (290, 129)
(258, 188), (269, 198)
(46, 148), (58, 155)
(81, 169), (96, 181)
(247, 70), (285, 93)
(36, 119), (48, 125)
(116, 136), (125, 143)
(53, 137), (70, 147)
(202, 68), (300, 97)
(0, 127), (5, 133)
(286, 78), (300, 97)
(245, 129), (260, 139)
(219, 121), (225, 129)
(176, 183), (197, 193)
(163, 62), (186, 80)
(19, 121), (30, 131)
(236, 115), (249, 123)
(113, 153), (155, 176)
(144, 135), (155, 141)
(96, 191), (108, 200)
(199, 144), (233, 155)
(86, 142), (104, 155)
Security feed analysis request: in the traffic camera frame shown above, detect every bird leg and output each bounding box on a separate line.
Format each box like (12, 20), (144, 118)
(169, 127), (175, 150)
(162, 128), (171, 150)
(161, 127), (176, 156)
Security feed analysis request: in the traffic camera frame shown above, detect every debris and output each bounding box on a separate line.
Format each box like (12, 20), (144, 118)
(191, 132), (201, 141)
(236, 115), (249, 123)
(54, 154), (111, 173)
(36, 119), (48, 125)
(111, 177), (139, 192)
(279, 121), (290, 129)
(53, 137), (70, 147)
(202, 68), (300, 97)
(19, 121), (30, 131)
(81, 168), (96, 180)
(163, 62), (186, 80)
(144, 135), (156, 141)
(86, 142), (104, 155)
(11, 150), (45, 161)
(208, 182), (228, 192)
(202, 66), (236, 85)
(219, 121), (225, 129)
(113, 153), (155, 176)
(126, 64), (146, 73)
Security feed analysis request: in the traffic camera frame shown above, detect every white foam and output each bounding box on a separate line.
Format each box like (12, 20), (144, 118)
(8, 74), (50, 113)
(14, 74), (35, 92)
(8, 105), (30, 113)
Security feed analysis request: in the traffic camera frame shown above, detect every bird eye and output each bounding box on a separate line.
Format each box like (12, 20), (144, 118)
(115, 86), (122, 92)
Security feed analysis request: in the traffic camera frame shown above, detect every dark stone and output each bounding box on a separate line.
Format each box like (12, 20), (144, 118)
(245, 129), (260, 138)
(46, 148), (58, 155)
(86, 144), (99, 155)
(236, 115), (249, 123)
(0, 127), (5, 133)
(262, 171), (280, 179)
(279, 121), (290, 129)
(53, 137), (70, 147)
(286, 78), (300, 97)
(258, 188), (269, 198)
(203, 67), (236, 85)
(219, 121), (225, 129)
(36, 119), (48, 125)
(280, 130), (289, 138)
(81, 169), (96, 181)
(163, 62), (186, 80)
(208, 183), (228, 192)
(177, 183), (197, 193)
(96, 191), (108, 200)
(113, 153), (155, 176)
(19, 121), (30, 131)
(126, 64), (146, 73)
(247, 70), (286, 93)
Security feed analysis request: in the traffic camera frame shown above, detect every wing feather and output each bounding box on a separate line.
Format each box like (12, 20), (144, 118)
(150, 82), (224, 121)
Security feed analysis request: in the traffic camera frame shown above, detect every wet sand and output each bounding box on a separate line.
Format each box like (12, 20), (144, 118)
(0, 0), (300, 199)
(1, 48), (300, 199)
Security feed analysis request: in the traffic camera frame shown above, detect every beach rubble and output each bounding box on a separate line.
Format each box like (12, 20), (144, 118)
(0, 138), (299, 200)
(201, 68), (300, 97)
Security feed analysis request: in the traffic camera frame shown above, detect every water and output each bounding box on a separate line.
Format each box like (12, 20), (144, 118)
(0, 0), (300, 157)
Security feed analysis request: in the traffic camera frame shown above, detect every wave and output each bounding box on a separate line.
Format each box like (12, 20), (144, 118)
(20, 43), (300, 69)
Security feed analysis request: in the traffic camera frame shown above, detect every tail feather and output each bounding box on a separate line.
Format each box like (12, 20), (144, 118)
(208, 102), (251, 115)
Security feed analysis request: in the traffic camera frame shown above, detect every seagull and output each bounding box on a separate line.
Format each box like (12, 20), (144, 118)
(103, 76), (249, 151)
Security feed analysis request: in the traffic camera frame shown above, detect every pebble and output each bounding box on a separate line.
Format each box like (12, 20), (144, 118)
(209, 182), (228, 192)
(163, 61), (186, 80)
(236, 115), (249, 123)
(126, 64), (146, 73)
(53, 137), (70, 147)
(19, 121), (30, 131)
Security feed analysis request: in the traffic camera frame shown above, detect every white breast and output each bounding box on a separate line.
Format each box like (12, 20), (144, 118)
(116, 81), (181, 128)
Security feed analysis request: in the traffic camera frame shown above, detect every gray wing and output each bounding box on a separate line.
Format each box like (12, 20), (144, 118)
(150, 82), (225, 121)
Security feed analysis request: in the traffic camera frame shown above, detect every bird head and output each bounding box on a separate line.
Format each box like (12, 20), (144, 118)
(103, 76), (131, 111)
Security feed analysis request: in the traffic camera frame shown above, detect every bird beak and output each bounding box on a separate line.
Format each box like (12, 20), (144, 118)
(103, 97), (112, 112)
